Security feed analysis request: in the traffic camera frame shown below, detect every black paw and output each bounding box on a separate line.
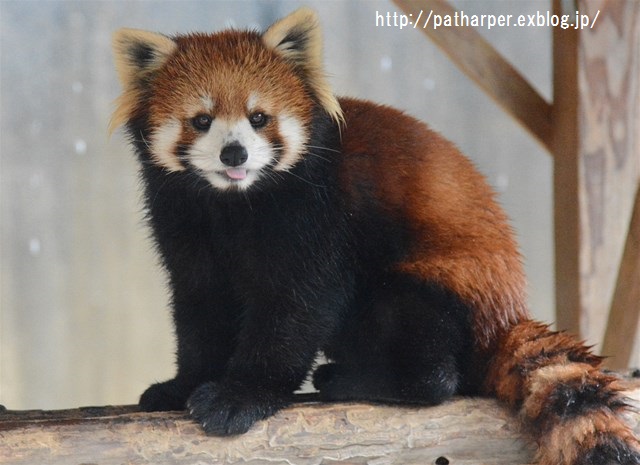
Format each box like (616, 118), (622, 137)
(312, 363), (356, 401)
(186, 381), (289, 436)
(313, 362), (457, 405)
(312, 363), (339, 391)
(139, 379), (191, 412)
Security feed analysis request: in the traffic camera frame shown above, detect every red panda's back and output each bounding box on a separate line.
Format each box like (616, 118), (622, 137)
(337, 97), (529, 356)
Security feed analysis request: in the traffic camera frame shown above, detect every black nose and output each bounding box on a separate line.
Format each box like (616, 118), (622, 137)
(220, 143), (248, 167)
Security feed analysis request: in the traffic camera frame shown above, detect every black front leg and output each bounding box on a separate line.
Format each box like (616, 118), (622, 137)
(139, 283), (240, 413)
(186, 287), (342, 436)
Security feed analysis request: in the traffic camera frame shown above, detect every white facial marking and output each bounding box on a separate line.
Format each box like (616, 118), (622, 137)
(276, 114), (307, 171)
(185, 96), (215, 120)
(200, 96), (214, 112)
(187, 118), (274, 190)
(247, 92), (260, 112)
(151, 118), (185, 171)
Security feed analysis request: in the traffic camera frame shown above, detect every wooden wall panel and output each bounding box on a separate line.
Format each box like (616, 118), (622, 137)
(576, 0), (640, 363)
(602, 187), (640, 368)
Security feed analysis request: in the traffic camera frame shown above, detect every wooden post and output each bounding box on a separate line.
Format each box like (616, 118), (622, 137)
(552, 0), (581, 338)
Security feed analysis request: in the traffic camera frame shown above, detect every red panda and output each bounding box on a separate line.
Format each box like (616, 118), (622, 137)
(110, 8), (640, 464)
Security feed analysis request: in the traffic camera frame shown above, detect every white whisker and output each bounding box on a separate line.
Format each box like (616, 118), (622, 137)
(306, 144), (340, 154)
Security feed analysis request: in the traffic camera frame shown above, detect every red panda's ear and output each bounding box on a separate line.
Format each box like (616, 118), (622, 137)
(110, 29), (177, 133)
(262, 8), (344, 127)
(112, 28), (176, 88)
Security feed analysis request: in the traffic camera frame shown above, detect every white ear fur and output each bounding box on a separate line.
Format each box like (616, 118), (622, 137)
(110, 29), (177, 133)
(262, 8), (343, 126)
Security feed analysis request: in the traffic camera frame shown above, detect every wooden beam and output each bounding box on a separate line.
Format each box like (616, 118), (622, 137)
(393, 0), (553, 151)
(2, 388), (639, 465)
(551, 0), (581, 337)
(602, 186), (640, 369)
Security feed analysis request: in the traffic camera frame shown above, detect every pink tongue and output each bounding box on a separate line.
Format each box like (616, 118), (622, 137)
(225, 168), (247, 180)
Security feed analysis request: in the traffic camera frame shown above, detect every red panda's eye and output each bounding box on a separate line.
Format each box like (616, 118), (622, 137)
(248, 112), (268, 129)
(192, 114), (213, 131)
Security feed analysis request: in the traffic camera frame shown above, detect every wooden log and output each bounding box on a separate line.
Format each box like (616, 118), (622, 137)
(2, 385), (639, 465)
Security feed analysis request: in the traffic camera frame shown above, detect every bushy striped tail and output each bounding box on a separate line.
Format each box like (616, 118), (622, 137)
(485, 320), (640, 465)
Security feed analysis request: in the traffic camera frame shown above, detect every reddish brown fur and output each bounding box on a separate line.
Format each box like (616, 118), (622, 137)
(149, 31), (313, 136)
(486, 320), (639, 464)
(338, 98), (528, 355)
(485, 321), (603, 404)
(538, 413), (640, 465)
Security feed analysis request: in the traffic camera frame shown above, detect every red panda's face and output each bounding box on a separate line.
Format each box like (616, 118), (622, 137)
(111, 8), (343, 191)
(147, 33), (313, 190)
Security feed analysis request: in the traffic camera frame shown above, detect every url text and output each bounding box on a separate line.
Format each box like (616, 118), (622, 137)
(376, 9), (600, 31)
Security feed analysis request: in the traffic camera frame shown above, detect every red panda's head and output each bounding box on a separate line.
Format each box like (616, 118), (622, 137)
(111, 8), (342, 191)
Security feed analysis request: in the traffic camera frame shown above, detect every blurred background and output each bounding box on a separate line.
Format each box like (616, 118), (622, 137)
(1, 0), (554, 410)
